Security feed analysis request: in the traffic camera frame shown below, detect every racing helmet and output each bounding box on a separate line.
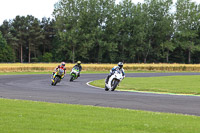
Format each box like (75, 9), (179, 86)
(61, 62), (65, 67)
(77, 61), (81, 65)
(118, 62), (123, 69)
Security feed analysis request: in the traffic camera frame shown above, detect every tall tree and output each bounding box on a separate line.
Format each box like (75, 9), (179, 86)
(40, 17), (56, 55)
(115, 0), (135, 62)
(26, 15), (43, 63)
(134, 1), (154, 63)
(0, 20), (18, 62)
(175, 0), (200, 63)
(140, 0), (174, 63)
(53, 0), (83, 63)
(0, 31), (14, 62)
(80, 0), (116, 62)
(11, 16), (28, 63)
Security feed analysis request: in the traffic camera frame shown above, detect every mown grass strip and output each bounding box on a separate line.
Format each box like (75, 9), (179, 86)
(90, 75), (200, 95)
(0, 98), (200, 133)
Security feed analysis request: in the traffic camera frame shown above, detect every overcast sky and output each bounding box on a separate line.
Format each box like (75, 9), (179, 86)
(0, 0), (58, 24)
(0, 0), (200, 24)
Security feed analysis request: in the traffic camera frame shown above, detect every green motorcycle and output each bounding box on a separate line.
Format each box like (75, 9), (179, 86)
(70, 67), (80, 82)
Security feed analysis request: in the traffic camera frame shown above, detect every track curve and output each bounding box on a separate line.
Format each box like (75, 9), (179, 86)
(0, 73), (200, 116)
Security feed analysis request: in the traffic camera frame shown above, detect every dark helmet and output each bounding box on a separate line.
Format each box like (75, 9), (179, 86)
(77, 61), (81, 65)
(118, 62), (123, 69)
(61, 62), (65, 67)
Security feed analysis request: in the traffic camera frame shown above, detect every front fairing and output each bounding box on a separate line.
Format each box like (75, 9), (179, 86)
(70, 67), (79, 75)
(105, 70), (123, 89)
(114, 70), (123, 81)
(56, 69), (64, 76)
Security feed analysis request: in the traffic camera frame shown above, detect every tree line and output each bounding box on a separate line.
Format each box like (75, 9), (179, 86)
(0, 0), (200, 63)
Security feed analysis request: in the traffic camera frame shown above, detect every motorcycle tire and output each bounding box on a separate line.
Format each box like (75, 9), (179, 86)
(54, 76), (59, 86)
(70, 76), (74, 82)
(111, 80), (119, 91)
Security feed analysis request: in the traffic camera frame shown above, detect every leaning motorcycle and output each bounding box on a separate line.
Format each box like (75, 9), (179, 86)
(105, 70), (124, 91)
(51, 68), (64, 86)
(70, 67), (80, 82)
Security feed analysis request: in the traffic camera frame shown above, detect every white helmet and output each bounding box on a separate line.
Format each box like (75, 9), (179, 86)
(118, 62), (123, 69)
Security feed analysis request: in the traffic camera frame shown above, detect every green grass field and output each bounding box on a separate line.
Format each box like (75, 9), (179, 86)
(90, 75), (200, 95)
(1, 72), (200, 132)
(0, 98), (200, 133)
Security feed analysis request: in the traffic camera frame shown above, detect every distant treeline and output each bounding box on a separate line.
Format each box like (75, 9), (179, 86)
(0, 0), (200, 63)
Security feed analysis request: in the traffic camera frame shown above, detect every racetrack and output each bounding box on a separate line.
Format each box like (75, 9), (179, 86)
(0, 73), (200, 116)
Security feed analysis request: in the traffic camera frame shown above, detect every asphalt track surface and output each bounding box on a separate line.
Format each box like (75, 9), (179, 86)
(1, 73), (200, 116)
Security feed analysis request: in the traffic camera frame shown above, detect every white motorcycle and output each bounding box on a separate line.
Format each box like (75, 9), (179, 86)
(105, 70), (124, 91)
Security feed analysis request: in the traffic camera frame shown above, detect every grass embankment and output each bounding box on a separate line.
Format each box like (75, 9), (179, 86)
(1, 63), (200, 72)
(90, 75), (200, 95)
(0, 98), (200, 133)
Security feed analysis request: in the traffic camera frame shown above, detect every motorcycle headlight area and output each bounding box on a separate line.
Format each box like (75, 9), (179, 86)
(59, 72), (62, 75)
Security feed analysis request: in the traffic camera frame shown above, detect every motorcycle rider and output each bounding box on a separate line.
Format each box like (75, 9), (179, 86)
(106, 62), (125, 84)
(72, 61), (82, 77)
(52, 62), (66, 79)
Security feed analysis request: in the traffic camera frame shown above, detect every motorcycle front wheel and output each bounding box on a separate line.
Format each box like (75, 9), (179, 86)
(70, 75), (74, 82)
(111, 79), (119, 91)
(53, 76), (60, 86)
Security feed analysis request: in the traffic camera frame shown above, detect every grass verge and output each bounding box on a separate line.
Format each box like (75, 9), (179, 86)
(90, 75), (200, 95)
(0, 98), (200, 133)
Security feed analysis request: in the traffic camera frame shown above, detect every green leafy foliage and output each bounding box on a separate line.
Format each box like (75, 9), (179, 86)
(0, 32), (14, 62)
(175, 0), (200, 63)
(0, 0), (200, 63)
(42, 52), (53, 62)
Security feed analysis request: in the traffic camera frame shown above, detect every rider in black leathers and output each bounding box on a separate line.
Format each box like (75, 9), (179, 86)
(72, 61), (82, 77)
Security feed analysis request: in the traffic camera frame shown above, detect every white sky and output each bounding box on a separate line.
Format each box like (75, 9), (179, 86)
(0, 0), (200, 24)
(0, 0), (58, 24)
(116, 0), (200, 4)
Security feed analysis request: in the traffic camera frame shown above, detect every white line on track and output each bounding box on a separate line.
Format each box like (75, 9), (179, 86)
(86, 81), (105, 90)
